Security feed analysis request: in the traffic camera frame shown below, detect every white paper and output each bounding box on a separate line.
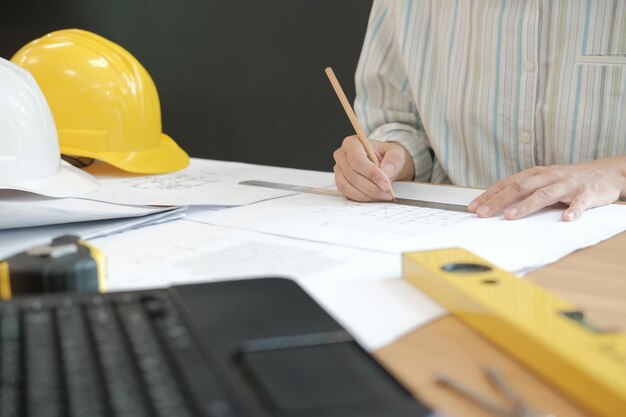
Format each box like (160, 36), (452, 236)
(91, 219), (444, 351)
(81, 158), (334, 206)
(0, 207), (186, 260)
(0, 190), (175, 230)
(297, 274), (445, 352)
(197, 185), (626, 273)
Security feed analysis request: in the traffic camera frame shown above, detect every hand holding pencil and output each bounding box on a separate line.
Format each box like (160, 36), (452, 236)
(326, 67), (415, 202)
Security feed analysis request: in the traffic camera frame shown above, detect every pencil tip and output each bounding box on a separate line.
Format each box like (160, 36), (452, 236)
(389, 186), (397, 202)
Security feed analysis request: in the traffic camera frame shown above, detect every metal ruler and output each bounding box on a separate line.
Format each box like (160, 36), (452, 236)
(239, 180), (468, 213)
(403, 248), (626, 417)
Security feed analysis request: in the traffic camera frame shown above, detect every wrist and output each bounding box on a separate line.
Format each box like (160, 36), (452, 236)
(620, 157), (626, 199)
(387, 140), (415, 181)
(394, 142), (415, 181)
(608, 154), (626, 199)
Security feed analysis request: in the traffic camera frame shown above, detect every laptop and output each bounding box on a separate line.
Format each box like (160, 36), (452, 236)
(0, 277), (436, 416)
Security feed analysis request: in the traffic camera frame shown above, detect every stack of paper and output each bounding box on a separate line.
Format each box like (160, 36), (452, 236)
(0, 207), (188, 260)
(0, 190), (179, 230)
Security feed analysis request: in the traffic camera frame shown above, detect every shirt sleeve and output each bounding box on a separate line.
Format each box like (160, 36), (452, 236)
(354, 0), (433, 182)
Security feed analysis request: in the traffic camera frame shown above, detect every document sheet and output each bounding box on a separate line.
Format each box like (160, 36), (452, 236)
(196, 190), (626, 273)
(0, 190), (176, 230)
(92, 219), (445, 351)
(82, 158), (334, 206)
(0, 208), (186, 260)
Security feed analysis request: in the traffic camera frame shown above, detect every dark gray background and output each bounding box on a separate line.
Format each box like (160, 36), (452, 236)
(0, 0), (372, 171)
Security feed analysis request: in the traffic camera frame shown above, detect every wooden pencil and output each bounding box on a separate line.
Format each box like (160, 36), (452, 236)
(324, 67), (396, 200)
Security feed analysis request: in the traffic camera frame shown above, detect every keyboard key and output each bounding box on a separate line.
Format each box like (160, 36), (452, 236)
(24, 308), (63, 417)
(87, 303), (150, 417)
(57, 305), (107, 417)
(117, 302), (193, 417)
(150, 298), (244, 417)
(0, 308), (22, 417)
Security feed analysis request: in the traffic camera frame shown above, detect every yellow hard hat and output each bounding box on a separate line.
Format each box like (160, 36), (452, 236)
(11, 29), (189, 174)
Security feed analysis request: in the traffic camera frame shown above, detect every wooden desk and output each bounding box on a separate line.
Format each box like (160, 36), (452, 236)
(376, 231), (626, 417)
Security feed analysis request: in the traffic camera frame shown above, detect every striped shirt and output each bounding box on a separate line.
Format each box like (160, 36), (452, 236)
(355, 0), (626, 188)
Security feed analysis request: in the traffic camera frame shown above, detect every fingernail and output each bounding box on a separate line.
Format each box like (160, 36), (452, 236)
(382, 163), (395, 178)
(382, 192), (393, 201)
(564, 211), (575, 221)
(376, 180), (389, 191)
(477, 205), (490, 217)
(468, 201), (479, 211)
(505, 207), (518, 218)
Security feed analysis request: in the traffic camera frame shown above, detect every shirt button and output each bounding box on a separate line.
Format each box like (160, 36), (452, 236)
(523, 61), (535, 72)
(520, 132), (532, 144)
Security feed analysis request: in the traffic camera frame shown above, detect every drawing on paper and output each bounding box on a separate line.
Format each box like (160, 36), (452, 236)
(121, 171), (222, 190)
(174, 241), (344, 278)
(360, 205), (471, 226)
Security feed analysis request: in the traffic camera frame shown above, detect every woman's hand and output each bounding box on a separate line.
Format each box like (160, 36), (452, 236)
(333, 136), (415, 202)
(468, 156), (626, 221)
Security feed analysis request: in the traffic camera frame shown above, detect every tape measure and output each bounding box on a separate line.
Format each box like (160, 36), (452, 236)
(0, 235), (106, 299)
(239, 180), (469, 212)
(402, 248), (626, 417)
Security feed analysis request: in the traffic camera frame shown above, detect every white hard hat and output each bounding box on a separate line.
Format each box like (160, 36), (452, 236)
(0, 57), (99, 198)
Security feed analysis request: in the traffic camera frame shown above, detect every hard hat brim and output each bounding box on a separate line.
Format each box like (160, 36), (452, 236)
(60, 134), (190, 175)
(0, 161), (100, 198)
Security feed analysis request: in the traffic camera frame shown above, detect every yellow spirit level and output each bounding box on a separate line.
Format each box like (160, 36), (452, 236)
(0, 235), (106, 299)
(403, 248), (626, 417)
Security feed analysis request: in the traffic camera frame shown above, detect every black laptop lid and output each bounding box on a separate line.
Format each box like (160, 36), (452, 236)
(171, 277), (435, 417)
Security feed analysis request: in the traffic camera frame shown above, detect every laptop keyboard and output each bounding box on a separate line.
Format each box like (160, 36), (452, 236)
(0, 292), (238, 417)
